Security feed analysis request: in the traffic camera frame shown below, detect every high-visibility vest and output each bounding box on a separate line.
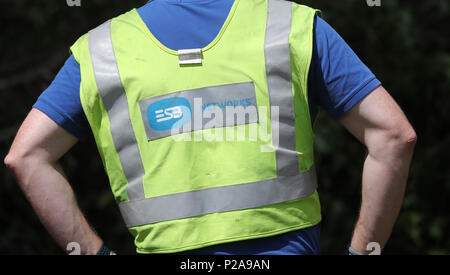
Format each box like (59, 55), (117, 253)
(70, 0), (321, 254)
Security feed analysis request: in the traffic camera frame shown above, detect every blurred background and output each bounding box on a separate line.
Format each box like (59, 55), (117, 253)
(0, 0), (448, 254)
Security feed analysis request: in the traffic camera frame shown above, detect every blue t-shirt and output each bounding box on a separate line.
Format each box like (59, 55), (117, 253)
(33, 0), (380, 255)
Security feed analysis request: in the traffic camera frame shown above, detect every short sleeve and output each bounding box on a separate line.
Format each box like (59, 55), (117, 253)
(33, 55), (90, 140)
(308, 16), (381, 119)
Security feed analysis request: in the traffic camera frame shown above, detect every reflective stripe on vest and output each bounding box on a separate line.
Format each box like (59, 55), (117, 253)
(88, 21), (146, 201)
(88, 0), (317, 228)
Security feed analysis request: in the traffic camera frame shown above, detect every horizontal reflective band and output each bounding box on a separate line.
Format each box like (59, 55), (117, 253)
(119, 165), (317, 227)
(139, 82), (258, 141)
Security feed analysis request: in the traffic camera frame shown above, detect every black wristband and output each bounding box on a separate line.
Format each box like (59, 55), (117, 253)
(96, 244), (111, 255)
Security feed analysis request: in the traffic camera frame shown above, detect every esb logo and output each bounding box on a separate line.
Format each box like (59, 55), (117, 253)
(147, 98), (191, 131)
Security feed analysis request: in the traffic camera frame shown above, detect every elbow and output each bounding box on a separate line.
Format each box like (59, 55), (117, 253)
(5, 147), (51, 189)
(4, 151), (29, 183)
(382, 125), (417, 157)
(4, 149), (36, 183)
(4, 150), (34, 191)
(4, 152), (19, 174)
(368, 124), (417, 160)
(397, 126), (417, 151)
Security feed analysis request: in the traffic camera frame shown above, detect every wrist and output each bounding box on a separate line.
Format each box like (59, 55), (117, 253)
(96, 243), (111, 255)
(349, 238), (383, 255)
(87, 238), (104, 255)
(96, 243), (116, 255)
(350, 240), (369, 255)
(347, 245), (364, 255)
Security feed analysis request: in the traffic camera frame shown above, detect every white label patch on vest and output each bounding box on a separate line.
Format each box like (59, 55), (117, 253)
(139, 82), (259, 141)
(178, 49), (202, 65)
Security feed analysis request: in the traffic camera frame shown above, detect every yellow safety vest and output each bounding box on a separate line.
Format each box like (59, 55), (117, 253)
(70, 0), (321, 253)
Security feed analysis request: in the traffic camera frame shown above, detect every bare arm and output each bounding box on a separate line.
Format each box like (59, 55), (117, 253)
(4, 108), (103, 255)
(339, 86), (417, 254)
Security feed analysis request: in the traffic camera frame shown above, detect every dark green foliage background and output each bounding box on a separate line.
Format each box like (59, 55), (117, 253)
(0, 0), (448, 254)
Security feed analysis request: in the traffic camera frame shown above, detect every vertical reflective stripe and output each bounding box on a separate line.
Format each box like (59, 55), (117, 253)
(265, 0), (299, 177)
(88, 21), (145, 200)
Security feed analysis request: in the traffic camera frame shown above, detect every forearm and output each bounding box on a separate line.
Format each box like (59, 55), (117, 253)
(350, 139), (416, 254)
(8, 157), (102, 254)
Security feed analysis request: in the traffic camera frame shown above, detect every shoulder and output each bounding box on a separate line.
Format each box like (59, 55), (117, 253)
(70, 9), (139, 60)
(290, 1), (320, 18)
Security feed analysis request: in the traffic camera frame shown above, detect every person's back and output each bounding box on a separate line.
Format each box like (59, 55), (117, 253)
(5, 0), (417, 255)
